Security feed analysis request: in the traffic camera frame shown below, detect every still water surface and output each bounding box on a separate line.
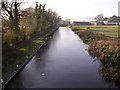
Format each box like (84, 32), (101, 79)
(8, 27), (116, 88)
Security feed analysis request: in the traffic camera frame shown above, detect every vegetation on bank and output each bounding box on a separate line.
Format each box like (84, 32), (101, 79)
(72, 26), (120, 88)
(3, 39), (44, 82)
(2, 1), (61, 84)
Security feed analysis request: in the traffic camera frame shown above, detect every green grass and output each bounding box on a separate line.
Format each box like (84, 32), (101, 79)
(33, 40), (45, 44)
(2, 26), (57, 83)
(2, 39), (45, 82)
(72, 25), (119, 38)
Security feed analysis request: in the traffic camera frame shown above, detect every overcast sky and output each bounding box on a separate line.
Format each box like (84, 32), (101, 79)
(22, 0), (119, 21)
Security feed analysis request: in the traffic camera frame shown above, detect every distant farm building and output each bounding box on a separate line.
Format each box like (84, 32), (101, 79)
(103, 16), (120, 25)
(73, 21), (92, 26)
(103, 21), (117, 25)
(90, 21), (97, 26)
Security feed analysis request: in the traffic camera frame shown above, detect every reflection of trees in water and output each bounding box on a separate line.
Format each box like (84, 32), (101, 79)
(99, 64), (120, 88)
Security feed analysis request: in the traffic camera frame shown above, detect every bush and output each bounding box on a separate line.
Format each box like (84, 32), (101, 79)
(3, 31), (17, 46)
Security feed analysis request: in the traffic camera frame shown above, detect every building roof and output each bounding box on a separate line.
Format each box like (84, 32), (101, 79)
(73, 21), (91, 25)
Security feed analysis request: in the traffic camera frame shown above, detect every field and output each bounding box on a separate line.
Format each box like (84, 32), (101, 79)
(72, 25), (119, 38)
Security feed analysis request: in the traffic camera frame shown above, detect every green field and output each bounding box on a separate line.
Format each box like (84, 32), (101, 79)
(72, 25), (119, 38)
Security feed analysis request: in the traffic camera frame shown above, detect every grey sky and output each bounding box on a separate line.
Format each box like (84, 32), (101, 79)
(18, 0), (120, 21)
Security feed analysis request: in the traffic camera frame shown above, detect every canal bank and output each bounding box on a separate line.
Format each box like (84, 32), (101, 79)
(2, 27), (59, 89)
(5, 27), (117, 88)
(72, 29), (120, 88)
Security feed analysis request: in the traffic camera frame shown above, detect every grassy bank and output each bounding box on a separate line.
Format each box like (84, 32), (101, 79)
(2, 27), (58, 84)
(3, 39), (44, 83)
(72, 26), (120, 88)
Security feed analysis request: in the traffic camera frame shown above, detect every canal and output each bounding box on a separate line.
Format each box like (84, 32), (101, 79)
(7, 27), (116, 88)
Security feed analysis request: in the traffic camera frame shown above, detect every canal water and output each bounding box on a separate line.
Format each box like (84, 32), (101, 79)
(7, 27), (116, 88)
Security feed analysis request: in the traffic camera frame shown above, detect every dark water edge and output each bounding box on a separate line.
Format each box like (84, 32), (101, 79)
(6, 27), (118, 88)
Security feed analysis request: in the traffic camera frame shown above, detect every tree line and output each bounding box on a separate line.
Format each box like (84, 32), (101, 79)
(95, 14), (119, 25)
(1, 0), (61, 46)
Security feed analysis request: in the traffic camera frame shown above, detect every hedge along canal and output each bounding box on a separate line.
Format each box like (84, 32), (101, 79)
(2, 27), (59, 89)
(5, 27), (117, 88)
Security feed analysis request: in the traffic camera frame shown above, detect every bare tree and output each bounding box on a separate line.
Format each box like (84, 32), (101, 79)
(95, 14), (104, 25)
(35, 2), (46, 33)
(1, 0), (21, 33)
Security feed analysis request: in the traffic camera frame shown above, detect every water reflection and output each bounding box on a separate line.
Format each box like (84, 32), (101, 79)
(7, 27), (117, 88)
